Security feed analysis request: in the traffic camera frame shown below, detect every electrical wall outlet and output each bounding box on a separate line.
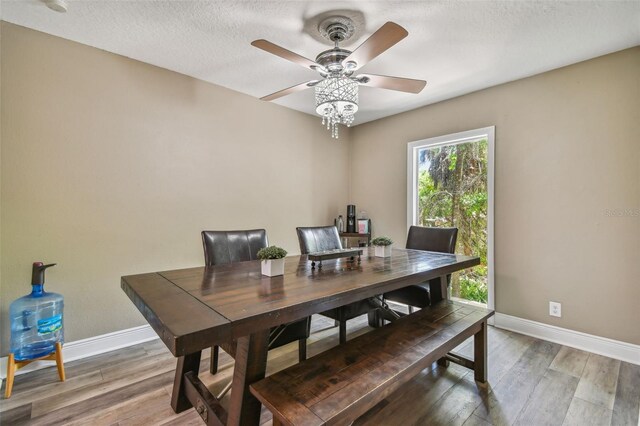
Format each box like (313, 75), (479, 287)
(549, 301), (562, 317)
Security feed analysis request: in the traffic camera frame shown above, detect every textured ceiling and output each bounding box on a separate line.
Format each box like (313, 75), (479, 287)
(2, 1), (639, 125)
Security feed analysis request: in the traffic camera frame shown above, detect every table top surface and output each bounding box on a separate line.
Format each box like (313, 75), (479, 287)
(121, 247), (480, 356)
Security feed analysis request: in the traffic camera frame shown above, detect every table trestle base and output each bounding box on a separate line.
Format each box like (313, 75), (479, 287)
(183, 371), (227, 426)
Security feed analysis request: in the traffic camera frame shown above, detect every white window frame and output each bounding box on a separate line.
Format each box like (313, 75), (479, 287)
(407, 126), (495, 312)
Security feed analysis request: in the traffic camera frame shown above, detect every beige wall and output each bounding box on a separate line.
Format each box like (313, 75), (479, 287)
(2, 21), (638, 353)
(0, 17), (3, 331)
(0, 23), (349, 353)
(350, 47), (640, 345)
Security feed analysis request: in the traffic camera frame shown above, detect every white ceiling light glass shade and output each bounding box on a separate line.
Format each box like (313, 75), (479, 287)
(315, 77), (358, 139)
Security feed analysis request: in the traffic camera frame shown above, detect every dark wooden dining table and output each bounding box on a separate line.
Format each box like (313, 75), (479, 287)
(121, 247), (480, 426)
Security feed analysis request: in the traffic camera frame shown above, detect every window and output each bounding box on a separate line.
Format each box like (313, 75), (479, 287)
(407, 127), (494, 309)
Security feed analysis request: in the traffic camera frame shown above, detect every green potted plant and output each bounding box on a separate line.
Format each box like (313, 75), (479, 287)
(371, 236), (393, 258)
(257, 246), (288, 277)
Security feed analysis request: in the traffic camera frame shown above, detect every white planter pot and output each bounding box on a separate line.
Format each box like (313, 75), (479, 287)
(261, 258), (285, 277)
(375, 245), (392, 258)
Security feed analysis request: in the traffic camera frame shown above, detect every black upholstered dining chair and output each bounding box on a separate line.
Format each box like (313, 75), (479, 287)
(384, 226), (458, 311)
(296, 226), (373, 344)
(201, 229), (311, 374)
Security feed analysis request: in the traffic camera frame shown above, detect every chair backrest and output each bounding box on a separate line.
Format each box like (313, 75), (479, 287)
(296, 226), (342, 255)
(405, 226), (458, 254)
(201, 229), (268, 266)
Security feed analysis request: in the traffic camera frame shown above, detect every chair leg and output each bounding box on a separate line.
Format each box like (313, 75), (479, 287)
(339, 321), (347, 344)
(209, 345), (219, 374)
(408, 306), (414, 314)
(367, 308), (383, 328)
(437, 357), (450, 368)
(298, 339), (307, 361)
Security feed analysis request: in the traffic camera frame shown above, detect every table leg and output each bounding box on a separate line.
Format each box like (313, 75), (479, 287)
(474, 319), (488, 383)
(171, 351), (202, 412)
(440, 275), (449, 301)
(227, 329), (270, 426)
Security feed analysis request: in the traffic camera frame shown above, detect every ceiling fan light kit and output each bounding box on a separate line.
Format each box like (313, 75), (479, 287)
(252, 16), (426, 139)
(315, 77), (358, 138)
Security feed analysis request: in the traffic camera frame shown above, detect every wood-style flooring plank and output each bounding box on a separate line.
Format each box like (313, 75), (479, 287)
(6, 344), (146, 395)
(112, 388), (178, 425)
(461, 329), (535, 386)
(62, 407), (118, 426)
(562, 397), (613, 426)
(454, 325), (514, 359)
(574, 353), (620, 410)
(0, 370), (104, 413)
(155, 408), (205, 426)
(0, 402), (32, 425)
(28, 371), (175, 425)
(61, 386), (174, 425)
(354, 362), (466, 425)
(29, 354), (177, 418)
(1, 314), (639, 426)
(549, 346), (590, 378)
(409, 327), (523, 426)
(99, 351), (175, 381)
(414, 370), (489, 426)
(462, 413), (493, 426)
(513, 368), (578, 425)
(472, 339), (561, 426)
(611, 361), (640, 426)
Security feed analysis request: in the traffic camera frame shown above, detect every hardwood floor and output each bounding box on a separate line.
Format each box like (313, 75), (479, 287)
(1, 314), (639, 426)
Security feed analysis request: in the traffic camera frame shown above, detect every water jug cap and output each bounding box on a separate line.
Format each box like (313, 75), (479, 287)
(32, 262), (56, 285)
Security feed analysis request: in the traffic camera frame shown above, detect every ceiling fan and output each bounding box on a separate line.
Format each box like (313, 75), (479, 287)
(251, 17), (427, 138)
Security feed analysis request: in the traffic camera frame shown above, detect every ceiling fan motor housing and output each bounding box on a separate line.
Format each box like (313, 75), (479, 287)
(317, 16), (357, 75)
(315, 48), (352, 74)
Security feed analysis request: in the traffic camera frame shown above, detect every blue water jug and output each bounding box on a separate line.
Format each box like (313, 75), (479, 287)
(9, 262), (64, 361)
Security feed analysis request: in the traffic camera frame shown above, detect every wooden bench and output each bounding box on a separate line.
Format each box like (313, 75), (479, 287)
(250, 301), (494, 426)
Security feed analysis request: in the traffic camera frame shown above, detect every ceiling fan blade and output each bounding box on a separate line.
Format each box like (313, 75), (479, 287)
(343, 22), (408, 69)
(260, 80), (319, 101)
(357, 74), (427, 94)
(251, 39), (321, 71)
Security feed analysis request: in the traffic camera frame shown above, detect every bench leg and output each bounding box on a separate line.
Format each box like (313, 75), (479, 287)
(474, 320), (488, 383)
(227, 329), (270, 426)
(171, 351), (202, 413)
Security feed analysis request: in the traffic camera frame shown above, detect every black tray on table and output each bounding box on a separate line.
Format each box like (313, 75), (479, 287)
(307, 248), (363, 269)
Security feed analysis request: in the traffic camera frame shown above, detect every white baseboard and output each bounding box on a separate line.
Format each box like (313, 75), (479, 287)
(2, 314), (637, 383)
(0, 325), (158, 379)
(494, 312), (640, 365)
